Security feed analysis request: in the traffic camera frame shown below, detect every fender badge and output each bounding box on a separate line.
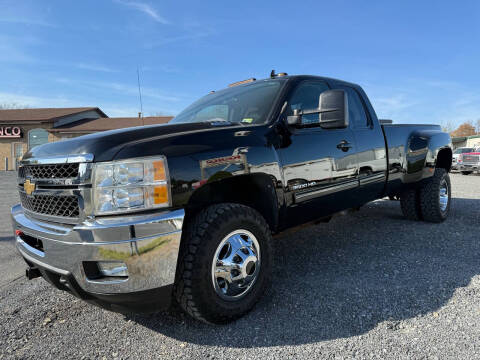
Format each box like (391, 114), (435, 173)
(24, 179), (36, 195)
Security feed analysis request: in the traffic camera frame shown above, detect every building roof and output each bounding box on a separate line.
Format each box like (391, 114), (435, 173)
(452, 134), (480, 142)
(51, 116), (173, 133)
(0, 107), (107, 122)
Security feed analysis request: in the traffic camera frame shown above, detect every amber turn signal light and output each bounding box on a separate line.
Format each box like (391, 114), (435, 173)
(153, 160), (166, 181)
(153, 185), (168, 205)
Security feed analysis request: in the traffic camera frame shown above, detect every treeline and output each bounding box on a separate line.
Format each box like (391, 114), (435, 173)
(443, 120), (480, 138)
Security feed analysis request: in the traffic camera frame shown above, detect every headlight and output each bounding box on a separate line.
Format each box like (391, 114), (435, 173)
(93, 156), (170, 215)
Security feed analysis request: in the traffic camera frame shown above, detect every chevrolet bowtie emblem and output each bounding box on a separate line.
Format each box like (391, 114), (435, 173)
(24, 179), (36, 196)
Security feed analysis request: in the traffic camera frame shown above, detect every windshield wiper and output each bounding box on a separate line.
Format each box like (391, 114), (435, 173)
(202, 118), (246, 126)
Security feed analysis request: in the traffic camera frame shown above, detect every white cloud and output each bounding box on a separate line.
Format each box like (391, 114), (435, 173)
(103, 106), (176, 117)
(114, 1), (169, 24)
(75, 63), (118, 73)
(0, 45), (32, 63)
(101, 81), (181, 101)
(440, 95), (480, 125)
(52, 77), (188, 112)
(365, 79), (480, 127)
(145, 31), (212, 48)
(0, 91), (180, 117)
(370, 94), (418, 121)
(0, 92), (81, 108)
(99, 106), (144, 117)
(0, 17), (56, 27)
(0, 34), (42, 63)
(59, 79), (183, 102)
(157, 64), (180, 73)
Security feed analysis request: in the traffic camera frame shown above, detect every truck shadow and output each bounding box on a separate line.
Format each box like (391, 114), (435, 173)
(130, 197), (480, 347)
(0, 236), (14, 242)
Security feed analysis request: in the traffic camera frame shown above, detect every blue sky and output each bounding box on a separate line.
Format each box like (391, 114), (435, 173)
(0, 0), (479, 127)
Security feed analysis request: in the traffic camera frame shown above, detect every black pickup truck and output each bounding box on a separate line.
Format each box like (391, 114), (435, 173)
(11, 74), (452, 324)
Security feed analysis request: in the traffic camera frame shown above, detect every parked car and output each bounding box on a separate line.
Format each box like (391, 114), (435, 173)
(452, 147), (475, 170)
(11, 74), (452, 324)
(458, 149), (480, 175)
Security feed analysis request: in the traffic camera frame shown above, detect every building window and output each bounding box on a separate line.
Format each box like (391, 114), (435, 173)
(28, 128), (49, 150)
(12, 143), (24, 170)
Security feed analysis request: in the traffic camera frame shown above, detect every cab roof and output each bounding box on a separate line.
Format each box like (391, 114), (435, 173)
(227, 74), (361, 91)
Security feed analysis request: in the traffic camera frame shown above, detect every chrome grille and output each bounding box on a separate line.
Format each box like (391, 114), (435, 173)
(19, 163), (79, 179)
(20, 192), (80, 218)
(462, 155), (479, 164)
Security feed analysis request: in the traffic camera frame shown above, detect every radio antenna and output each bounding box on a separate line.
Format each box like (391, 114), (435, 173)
(136, 65), (144, 125)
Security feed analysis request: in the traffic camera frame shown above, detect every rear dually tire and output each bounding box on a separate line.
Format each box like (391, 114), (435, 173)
(419, 168), (451, 223)
(400, 187), (422, 221)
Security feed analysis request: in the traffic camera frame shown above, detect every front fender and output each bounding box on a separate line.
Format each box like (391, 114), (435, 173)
(114, 124), (284, 209)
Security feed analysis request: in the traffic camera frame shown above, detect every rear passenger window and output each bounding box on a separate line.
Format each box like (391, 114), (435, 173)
(339, 87), (369, 128)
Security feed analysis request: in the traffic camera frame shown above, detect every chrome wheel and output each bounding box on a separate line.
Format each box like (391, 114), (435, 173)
(439, 178), (449, 212)
(211, 230), (261, 301)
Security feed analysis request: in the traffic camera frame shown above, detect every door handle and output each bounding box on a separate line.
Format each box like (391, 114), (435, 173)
(337, 140), (352, 152)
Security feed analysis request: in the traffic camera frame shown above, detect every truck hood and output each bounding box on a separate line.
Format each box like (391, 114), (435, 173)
(22, 121), (239, 163)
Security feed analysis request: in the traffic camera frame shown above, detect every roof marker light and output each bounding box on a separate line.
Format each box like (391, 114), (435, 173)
(228, 78), (256, 87)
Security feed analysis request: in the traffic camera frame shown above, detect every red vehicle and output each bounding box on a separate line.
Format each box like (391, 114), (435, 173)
(458, 149), (480, 175)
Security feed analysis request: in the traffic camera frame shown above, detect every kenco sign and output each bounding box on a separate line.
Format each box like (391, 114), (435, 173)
(0, 127), (22, 138)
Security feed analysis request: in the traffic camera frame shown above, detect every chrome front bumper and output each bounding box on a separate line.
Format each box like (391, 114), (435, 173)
(11, 204), (184, 298)
(459, 164), (479, 171)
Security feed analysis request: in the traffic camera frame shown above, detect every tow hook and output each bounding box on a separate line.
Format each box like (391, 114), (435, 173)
(26, 267), (41, 280)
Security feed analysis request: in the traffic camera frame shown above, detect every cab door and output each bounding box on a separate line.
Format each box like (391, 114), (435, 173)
(276, 80), (359, 227)
(335, 85), (387, 205)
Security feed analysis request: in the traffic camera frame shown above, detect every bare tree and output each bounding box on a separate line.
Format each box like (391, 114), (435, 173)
(0, 102), (29, 109)
(441, 120), (455, 134)
(476, 118), (480, 134)
(149, 112), (173, 117)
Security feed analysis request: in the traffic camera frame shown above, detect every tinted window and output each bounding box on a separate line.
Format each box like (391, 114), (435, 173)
(288, 81), (329, 125)
(171, 80), (284, 125)
(194, 105), (229, 122)
(338, 86), (368, 128)
(454, 148), (474, 154)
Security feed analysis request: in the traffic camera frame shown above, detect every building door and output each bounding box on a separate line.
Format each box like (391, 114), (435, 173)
(12, 142), (24, 170)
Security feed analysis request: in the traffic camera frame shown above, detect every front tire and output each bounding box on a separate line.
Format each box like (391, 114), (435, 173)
(419, 168), (451, 223)
(174, 203), (273, 324)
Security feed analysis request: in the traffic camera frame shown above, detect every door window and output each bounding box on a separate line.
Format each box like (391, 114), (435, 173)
(288, 81), (329, 125)
(337, 86), (369, 128)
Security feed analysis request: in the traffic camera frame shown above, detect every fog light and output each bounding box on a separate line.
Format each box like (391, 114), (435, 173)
(97, 261), (128, 277)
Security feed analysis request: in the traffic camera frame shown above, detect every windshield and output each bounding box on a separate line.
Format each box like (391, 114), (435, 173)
(454, 148), (474, 154)
(171, 80), (285, 125)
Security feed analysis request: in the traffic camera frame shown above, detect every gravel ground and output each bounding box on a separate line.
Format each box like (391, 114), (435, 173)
(1, 171), (479, 359)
